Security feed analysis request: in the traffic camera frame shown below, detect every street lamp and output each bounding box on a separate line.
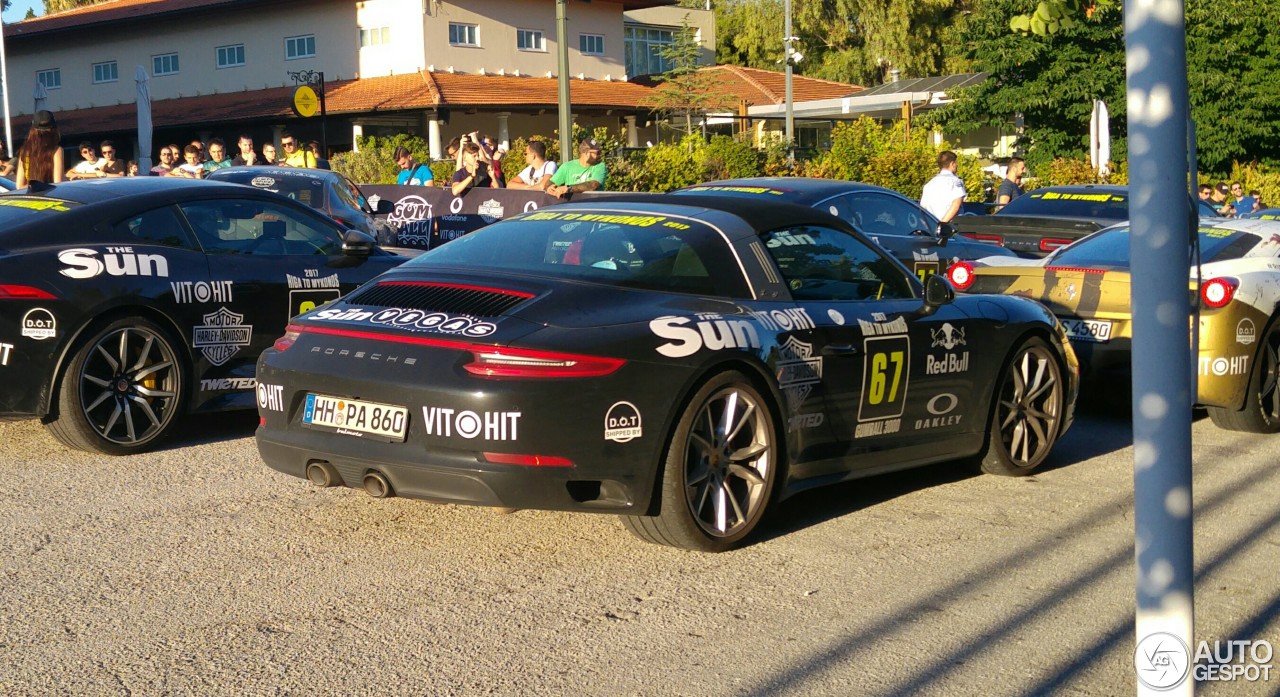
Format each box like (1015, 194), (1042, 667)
(782, 0), (802, 166)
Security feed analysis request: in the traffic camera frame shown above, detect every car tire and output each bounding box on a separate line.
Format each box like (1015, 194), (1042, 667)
(979, 337), (1065, 476)
(1206, 314), (1280, 433)
(46, 317), (185, 455)
(622, 371), (778, 552)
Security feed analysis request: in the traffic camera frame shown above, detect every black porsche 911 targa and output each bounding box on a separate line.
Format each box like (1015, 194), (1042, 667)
(255, 196), (1080, 551)
(0, 178), (406, 454)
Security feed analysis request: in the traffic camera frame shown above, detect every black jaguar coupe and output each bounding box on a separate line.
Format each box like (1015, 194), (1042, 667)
(255, 196), (1079, 551)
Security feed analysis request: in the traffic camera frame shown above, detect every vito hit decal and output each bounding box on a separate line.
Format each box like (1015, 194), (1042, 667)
(193, 307), (253, 366)
(1199, 355), (1250, 377)
(171, 280), (234, 304)
(856, 335), (909, 438)
(21, 309), (56, 340)
(258, 383), (284, 412)
(59, 247), (169, 279)
(422, 406), (521, 440)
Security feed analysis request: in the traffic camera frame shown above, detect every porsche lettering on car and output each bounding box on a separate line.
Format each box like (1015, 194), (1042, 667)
(948, 216), (1280, 432)
(0, 178), (407, 454)
(255, 196), (1079, 551)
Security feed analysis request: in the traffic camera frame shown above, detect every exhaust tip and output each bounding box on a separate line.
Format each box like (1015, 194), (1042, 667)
(306, 461), (342, 487)
(363, 471), (393, 498)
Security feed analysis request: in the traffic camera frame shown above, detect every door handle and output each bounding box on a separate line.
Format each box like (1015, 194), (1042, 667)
(821, 344), (860, 356)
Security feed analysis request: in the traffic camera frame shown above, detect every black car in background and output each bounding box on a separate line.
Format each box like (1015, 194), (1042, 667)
(206, 166), (393, 239)
(954, 185), (1222, 257)
(0, 178), (406, 454)
(673, 178), (1018, 281)
(255, 196), (1078, 551)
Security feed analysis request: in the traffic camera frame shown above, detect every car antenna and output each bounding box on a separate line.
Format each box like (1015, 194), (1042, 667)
(27, 180), (53, 193)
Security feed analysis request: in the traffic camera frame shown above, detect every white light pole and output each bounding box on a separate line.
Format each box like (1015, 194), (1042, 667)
(783, 0), (794, 165)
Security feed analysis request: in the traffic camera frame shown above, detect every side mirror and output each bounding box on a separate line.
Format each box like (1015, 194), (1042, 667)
(374, 198), (394, 215)
(923, 273), (955, 309)
(342, 229), (376, 257)
(936, 221), (957, 246)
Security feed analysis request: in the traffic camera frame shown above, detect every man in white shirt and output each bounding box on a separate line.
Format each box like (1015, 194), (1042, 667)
(507, 141), (557, 189)
(920, 150), (966, 223)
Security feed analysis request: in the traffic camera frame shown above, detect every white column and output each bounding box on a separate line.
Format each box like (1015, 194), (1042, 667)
(352, 123), (364, 153)
(624, 115), (639, 147)
(428, 115), (442, 160)
(496, 112), (510, 150)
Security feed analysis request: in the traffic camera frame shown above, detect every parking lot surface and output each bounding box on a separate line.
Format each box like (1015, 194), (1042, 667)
(1, 410), (1277, 696)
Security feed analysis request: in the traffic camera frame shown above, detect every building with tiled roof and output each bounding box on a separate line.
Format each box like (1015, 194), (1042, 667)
(1, 0), (715, 162)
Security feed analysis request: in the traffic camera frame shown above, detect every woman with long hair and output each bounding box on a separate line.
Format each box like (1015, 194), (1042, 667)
(15, 110), (65, 188)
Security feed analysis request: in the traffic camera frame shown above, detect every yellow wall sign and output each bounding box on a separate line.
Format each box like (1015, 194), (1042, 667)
(292, 85), (319, 118)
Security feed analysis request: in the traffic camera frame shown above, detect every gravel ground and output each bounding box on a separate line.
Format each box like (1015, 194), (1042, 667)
(1, 409), (1277, 696)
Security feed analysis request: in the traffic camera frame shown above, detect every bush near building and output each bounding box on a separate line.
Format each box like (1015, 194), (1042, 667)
(332, 118), (1146, 203)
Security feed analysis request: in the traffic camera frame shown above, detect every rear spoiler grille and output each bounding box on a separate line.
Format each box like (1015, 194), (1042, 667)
(346, 281), (534, 317)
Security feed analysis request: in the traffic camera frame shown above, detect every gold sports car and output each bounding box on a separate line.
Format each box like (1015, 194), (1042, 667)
(946, 217), (1280, 433)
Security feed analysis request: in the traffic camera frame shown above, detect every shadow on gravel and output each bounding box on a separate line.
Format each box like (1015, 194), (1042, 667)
(159, 410), (261, 451)
(742, 433), (1280, 697)
(762, 412), (1136, 545)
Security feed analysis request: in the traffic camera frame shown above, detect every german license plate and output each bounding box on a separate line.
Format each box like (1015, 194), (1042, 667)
(1061, 318), (1112, 343)
(302, 393), (409, 441)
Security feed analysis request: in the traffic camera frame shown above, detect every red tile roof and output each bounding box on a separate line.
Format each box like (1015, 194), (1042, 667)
(681, 65), (863, 106)
(8, 65), (855, 138)
(10, 70), (660, 136)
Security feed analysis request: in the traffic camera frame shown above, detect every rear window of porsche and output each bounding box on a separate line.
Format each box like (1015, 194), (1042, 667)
(999, 190), (1128, 219)
(407, 209), (750, 297)
(208, 171), (321, 207)
(0, 195), (81, 225)
(1051, 226), (1267, 267)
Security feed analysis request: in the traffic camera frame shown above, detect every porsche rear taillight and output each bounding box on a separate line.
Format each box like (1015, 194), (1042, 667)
(0, 284), (56, 300)
(1201, 277), (1239, 309)
(947, 261), (976, 291)
(464, 347), (625, 379)
(274, 323), (304, 351)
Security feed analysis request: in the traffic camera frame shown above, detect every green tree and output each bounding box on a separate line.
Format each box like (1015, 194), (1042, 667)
(1184, 0), (1280, 173)
(930, 0), (1126, 171)
(44, 0), (106, 12)
(643, 21), (734, 134)
(714, 0), (961, 87)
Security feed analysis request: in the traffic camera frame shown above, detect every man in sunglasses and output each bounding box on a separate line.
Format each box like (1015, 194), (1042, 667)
(279, 132), (316, 168)
(98, 140), (126, 177)
(1230, 181), (1256, 218)
(66, 141), (105, 180)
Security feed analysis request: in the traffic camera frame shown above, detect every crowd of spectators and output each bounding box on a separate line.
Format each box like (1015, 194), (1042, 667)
(144, 131), (327, 178)
(396, 130), (607, 199)
(1199, 181), (1266, 217)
